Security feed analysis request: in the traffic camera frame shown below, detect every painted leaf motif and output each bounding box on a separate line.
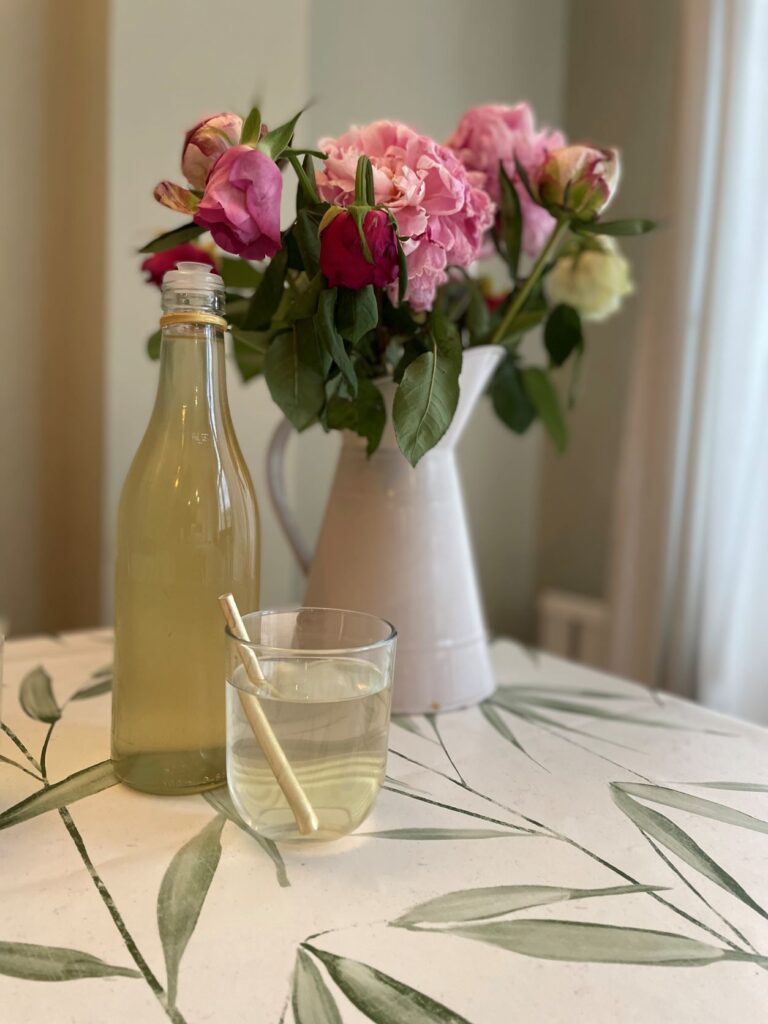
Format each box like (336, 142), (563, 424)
(391, 715), (429, 740)
(611, 784), (768, 920)
(0, 940), (139, 981)
(395, 883), (664, 927)
(479, 702), (538, 765)
(0, 761), (118, 831)
(361, 828), (523, 840)
(498, 684), (634, 701)
(307, 946), (472, 1024)
(71, 672), (113, 701)
(619, 783), (768, 835)
(203, 788), (289, 888)
(19, 667), (60, 724)
(292, 948), (343, 1024)
(445, 919), (765, 967)
(678, 782), (768, 793)
(157, 815), (225, 1007)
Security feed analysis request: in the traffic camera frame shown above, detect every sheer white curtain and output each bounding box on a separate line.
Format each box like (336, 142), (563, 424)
(610, 0), (768, 720)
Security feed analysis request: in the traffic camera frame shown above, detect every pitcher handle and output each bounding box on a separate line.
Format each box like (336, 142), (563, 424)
(266, 417), (312, 575)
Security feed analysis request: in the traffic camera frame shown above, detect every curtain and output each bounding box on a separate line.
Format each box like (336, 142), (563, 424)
(609, 0), (768, 720)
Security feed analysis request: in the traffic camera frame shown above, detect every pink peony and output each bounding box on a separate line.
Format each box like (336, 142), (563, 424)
(141, 243), (217, 287)
(316, 121), (494, 311)
(182, 112), (243, 190)
(537, 145), (620, 220)
(319, 208), (399, 290)
(445, 103), (565, 257)
(194, 145), (282, 260)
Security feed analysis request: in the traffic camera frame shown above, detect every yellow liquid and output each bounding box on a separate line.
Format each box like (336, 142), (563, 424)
(112, 331), (259, 794)
(227, 658), (391, 841)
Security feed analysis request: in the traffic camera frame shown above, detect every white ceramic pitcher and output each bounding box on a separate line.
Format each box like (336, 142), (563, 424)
(267, 345), (504, 713)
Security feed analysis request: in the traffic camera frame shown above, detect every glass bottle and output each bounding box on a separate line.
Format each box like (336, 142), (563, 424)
(112, 262), (260, 794)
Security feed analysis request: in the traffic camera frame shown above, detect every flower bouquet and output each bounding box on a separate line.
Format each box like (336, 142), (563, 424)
(139, 101), (653, 710)
(141, 103), (653, 464)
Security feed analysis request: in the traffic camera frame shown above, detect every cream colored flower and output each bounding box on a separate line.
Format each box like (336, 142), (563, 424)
(545, 237), (634, 322)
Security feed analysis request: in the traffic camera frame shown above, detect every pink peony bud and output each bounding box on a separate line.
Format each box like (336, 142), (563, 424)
(319, 208), (399, 290)
(536, 146), (620, 220)
(182, 112), (243, 190)
(194, 145), (282, 260)
(141, 243), (217, 287)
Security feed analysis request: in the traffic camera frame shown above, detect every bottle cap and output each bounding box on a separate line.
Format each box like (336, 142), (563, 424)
(162, 261), (225, 316)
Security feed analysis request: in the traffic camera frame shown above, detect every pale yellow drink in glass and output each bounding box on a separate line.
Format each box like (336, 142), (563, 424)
(112, 263), (259, 794)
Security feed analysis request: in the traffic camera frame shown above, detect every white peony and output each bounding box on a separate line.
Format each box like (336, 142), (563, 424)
(544, 237), (634, 322)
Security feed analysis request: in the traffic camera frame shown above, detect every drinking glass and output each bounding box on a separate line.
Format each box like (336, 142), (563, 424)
(225, 607), (396, 842)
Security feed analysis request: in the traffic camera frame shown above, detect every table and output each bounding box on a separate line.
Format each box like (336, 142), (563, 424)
(2, 632), (768, 1023)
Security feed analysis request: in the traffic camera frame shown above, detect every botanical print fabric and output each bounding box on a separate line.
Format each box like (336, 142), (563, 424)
(1, 632), (767, 1023)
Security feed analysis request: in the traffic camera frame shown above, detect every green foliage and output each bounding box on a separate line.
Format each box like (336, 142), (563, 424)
(240, 106), (262, 146)
(244, 247), (288, 330)
(544, 304), (583, 367)
(316, 289), (357, 395)
(521, 367), (567, 451)
(498, 161), (522, 277)
(231, 327), (273, 382)
(337, 286), (378, 345)
(219, 257), (261, 290)
(393, 311), (462, 466)
(325, 378), (385, 455)
(264, 325), (326, 430)
(146, 330), (162, 360)
(294, 209), (322, 278)
(579, 217), (656, 236)
(258, 108), (303, 160)
(139, 222), (205, 254)
(490, 357), (536, 434)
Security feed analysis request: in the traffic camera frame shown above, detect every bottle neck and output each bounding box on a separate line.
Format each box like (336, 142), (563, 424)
(153, 324), (230, 429)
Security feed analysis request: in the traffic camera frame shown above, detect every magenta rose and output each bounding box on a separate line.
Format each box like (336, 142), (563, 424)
(194, 145), (282, 260)
(316, 121), (494, 311)
(182, 112), (243, 190)
(141, 243), (217, 287)
(446, 103), (565, 257)
(319, 208), (399, 290)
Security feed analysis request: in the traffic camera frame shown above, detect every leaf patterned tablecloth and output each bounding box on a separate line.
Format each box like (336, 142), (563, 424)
(2, 631), (768, 1023)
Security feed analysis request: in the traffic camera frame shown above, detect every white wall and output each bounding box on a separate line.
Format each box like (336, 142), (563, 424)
(104, 0), (311, 618)
(103, 0), (568, 637)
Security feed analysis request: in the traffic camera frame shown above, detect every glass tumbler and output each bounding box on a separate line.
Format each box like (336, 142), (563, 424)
(225, 607), (396, 842)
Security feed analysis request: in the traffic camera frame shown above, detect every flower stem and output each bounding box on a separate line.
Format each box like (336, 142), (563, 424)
(488, 218), (570, 346)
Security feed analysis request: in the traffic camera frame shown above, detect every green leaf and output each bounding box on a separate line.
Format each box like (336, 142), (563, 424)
(521, 368), (567, 451)
(71, 672), (112, 701)
(264, 327), (326, 431)
(306, 947), (472, 1024)
(392, 339), (426, 384)
(497, 308), (547, 346)
(19, 667), (60, 724)
(611, 784), (768, 921)
(360, 828), (523, 840)
(336, 286), (378, 345)
(240, 106), (262, 146)
(325, 378), (385, 455)
(157, 815), (225, 1007)
(232, 328), (274, 382)
(0, 761), (119, 831)
(292, 948), (343, 1024)
(296, 153), (319, 212)
(316, 289), (357, 395)
(147, 329), (162, 360)
(544, 304), (583, 367)
(219, 257), (261, 290)
(295, 209), (322, 277)
(580, 218), (656, 236)
(444, 919), (764, 967)
(618, 783), (768, 836)
(259, 108), (302, 160)
(465, 285), (490, 344)
(513, 153), (538, 204)
(499, 161), (522, 276)
(285, 274), (325, 324)
(479, 702), (537, 765)
(395, 883), (664, 927)
(0, 940), (140, 982)
(244, 247), (288, 330)
(490, 357), (536, 434)
(139, 222), (205, 254)
(676, 781), (768, 793)
(203, 788), (289, 888)
(394, 313), (462, 466)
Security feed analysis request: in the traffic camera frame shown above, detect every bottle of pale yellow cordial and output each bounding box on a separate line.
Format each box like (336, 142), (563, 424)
(112, 261), (259, 794)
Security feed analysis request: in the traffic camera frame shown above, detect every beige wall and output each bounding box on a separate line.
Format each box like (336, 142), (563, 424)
(0, 0), (106, 636)
(536, 0), (679, 601)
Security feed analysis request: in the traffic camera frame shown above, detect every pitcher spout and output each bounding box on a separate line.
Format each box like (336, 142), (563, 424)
(438, 344), (504, 449)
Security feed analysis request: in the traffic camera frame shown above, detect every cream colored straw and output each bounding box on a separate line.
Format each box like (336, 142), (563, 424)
(219, 594), (318, 835)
